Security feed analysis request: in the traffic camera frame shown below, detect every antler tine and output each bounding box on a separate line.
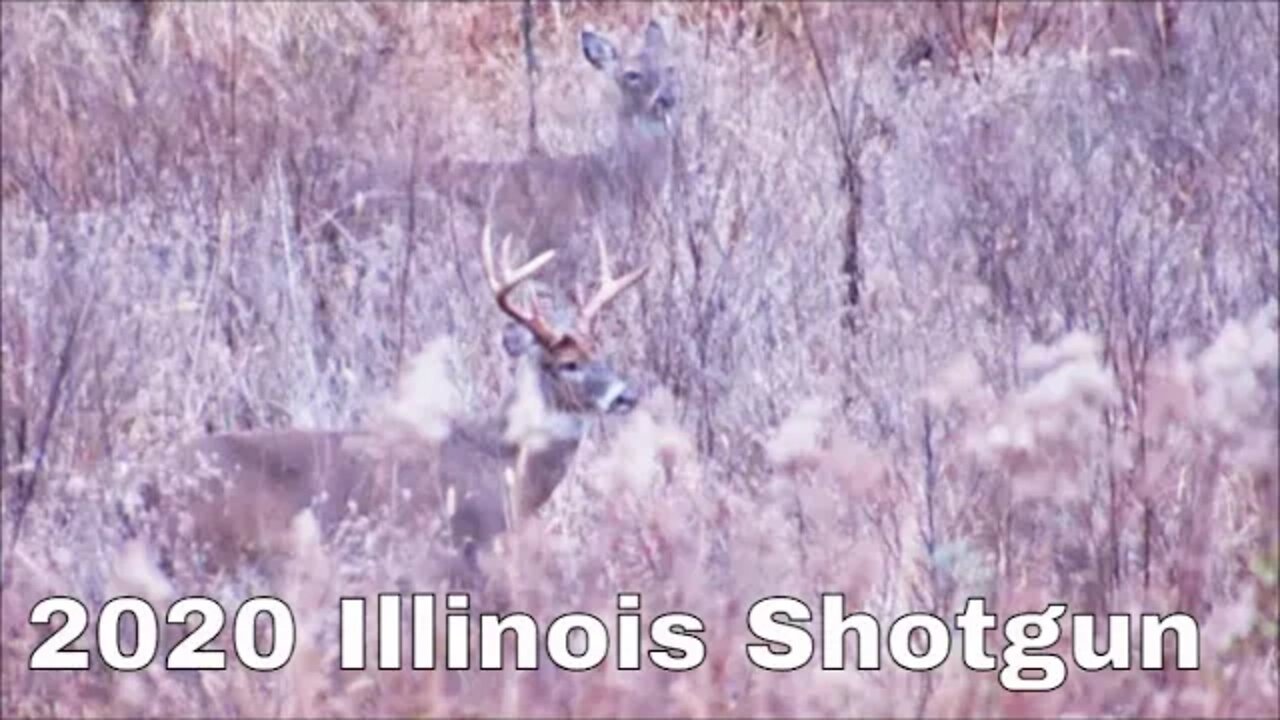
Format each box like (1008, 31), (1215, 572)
(480, 221), (562, 346)
(500, 231), (516, 282)
(576, 233), (650, 336)
(595, 231), (613, 282)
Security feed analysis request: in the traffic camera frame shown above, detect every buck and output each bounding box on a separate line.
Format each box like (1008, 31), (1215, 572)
(127, 225), (648, 588)
(419, 19), (679, 293)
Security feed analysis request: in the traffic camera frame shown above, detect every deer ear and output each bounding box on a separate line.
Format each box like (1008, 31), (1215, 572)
(581, 29), (618, 70)
(501, 323), (538, 357)
(644, 20), (667, 51)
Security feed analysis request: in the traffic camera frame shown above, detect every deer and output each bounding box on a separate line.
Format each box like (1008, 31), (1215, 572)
(413, 19), (680, 295)
(123, 224), (649, 591)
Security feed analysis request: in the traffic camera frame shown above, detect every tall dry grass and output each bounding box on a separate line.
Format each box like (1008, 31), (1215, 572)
(2, 2), (1277, 717)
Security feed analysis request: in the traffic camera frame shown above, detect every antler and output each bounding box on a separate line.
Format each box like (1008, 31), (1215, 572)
(480, 222), (563, 348)
(574, 233), (650, 338)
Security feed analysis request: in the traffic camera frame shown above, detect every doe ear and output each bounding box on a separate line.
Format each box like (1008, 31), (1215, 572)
(581, 29), (619, 70)
(501, 323), (539, 358)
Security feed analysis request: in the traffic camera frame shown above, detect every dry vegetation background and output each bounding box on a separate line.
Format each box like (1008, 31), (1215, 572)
(1, 1), (1278, 718)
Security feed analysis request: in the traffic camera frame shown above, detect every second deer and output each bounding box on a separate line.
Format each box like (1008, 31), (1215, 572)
(424, 19), (679, 295)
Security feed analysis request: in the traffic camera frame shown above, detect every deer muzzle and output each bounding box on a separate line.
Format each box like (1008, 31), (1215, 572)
(599, 381), (638, 414)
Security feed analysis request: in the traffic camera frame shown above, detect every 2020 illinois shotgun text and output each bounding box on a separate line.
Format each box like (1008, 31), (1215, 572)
(28, 592), (1202, 692)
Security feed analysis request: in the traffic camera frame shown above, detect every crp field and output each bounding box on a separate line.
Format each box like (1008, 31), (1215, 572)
(1, 2), (1277, 718)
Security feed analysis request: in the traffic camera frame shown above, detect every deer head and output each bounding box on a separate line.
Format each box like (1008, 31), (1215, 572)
(481, 223), (648, 422)
(582, 20), (680, 134)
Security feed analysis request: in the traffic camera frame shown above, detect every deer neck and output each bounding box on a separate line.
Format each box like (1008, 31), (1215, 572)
(618, 112), (671, 146)
(482, 364), (589, 517)
(498, 362), (590, 451)
(509, 409), (586, 449)
(610, 115), (674, 183)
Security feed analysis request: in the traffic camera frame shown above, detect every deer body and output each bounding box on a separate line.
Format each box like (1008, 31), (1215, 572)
(132, 220), (647, 586)
(437, 132), (671, 249)
(153, 407), (581, 578)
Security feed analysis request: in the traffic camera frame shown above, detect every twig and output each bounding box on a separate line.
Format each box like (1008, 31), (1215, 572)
(396, 125), (421, 371)
(4, 292), (95, 579)
(798, 5), (865, 328)
(798, 6), (855, 174)
(520, 0), (543, 156)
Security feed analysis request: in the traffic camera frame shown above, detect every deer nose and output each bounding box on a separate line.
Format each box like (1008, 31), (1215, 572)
(609, 385), (638, 414)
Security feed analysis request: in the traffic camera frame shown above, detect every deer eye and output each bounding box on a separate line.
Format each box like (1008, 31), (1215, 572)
(622, 70), (644, 86)
(559, 360), (582, 373)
